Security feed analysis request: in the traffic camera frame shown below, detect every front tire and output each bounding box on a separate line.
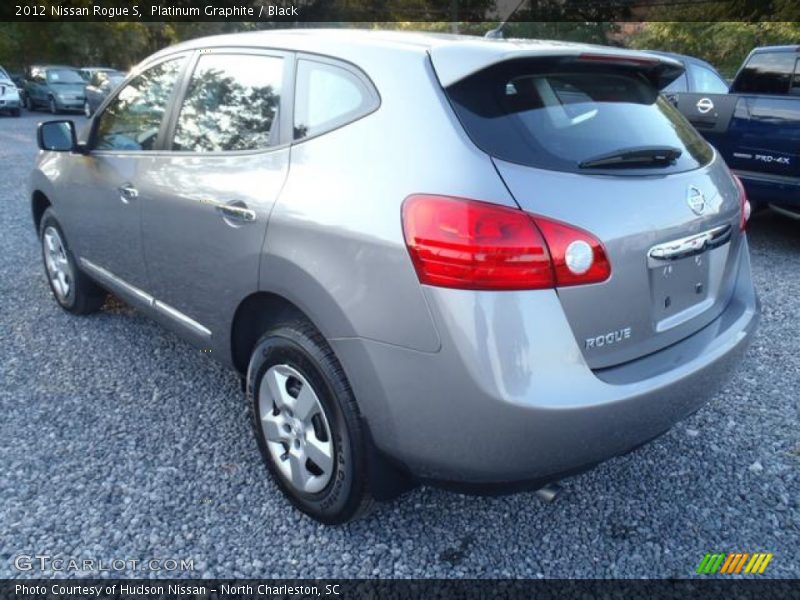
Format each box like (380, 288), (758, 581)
(48, 96), (59, 114)
(39, 209), (105, 314)
(247, 321), (374, 524)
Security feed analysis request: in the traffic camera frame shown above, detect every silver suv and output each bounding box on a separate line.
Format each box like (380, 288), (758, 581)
(31, 30), (759, 524)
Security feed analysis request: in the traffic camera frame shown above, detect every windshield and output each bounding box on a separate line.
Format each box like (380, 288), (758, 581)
(46, 69), (85, 84)
(447, 60), (713, 175)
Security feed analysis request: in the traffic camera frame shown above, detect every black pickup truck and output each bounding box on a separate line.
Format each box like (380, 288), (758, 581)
(672, 45), (800, 217)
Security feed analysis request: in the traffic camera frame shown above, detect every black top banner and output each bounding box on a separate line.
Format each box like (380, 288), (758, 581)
(2, 0), (799, 22)
(2, 579), (800, 600)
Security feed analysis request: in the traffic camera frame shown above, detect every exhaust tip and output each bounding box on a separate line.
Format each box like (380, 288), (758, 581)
(535, 482), (563, 503)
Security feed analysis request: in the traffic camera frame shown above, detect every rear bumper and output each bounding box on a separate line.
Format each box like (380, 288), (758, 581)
(332, 239), (759, 486)
(735, 169), (800, 208)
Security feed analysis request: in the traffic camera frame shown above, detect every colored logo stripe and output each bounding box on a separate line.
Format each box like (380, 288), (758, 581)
(697, 553), (773, 574)
(697, 553), (725, 574)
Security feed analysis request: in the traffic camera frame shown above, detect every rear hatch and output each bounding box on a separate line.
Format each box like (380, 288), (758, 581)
(434, 48), (745, 369)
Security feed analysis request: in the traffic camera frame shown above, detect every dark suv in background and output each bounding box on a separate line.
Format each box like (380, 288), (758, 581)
(668, 45), (800, 218)
(24, 65), (86, 114)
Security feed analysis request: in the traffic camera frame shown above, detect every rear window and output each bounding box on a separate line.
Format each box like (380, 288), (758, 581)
(447, 61), (713, 174)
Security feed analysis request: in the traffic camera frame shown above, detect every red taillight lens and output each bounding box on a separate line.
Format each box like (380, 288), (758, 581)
(733, 174), (751, 231)
(401, 195), (611, 291)
(402, 195), (554, 290)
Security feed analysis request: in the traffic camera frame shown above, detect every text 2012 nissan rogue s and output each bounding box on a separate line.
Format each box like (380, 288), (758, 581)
(30, 30), (759, 524)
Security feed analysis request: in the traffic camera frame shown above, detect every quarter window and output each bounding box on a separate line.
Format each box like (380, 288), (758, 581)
(662, 72), (688, 93)
(293, 59), (376, 140)
(95, 58), (185, 151)
(791, 59), (800, 96)
(690, 64), (728, 94)
(172, 53), (283, 152)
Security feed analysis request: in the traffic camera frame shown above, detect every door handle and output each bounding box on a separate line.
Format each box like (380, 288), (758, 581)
(118, 183), (139, 203)
(215, 202), (256, 223)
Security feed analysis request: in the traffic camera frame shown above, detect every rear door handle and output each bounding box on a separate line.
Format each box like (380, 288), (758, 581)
(118, 183), (139, 203)
(214, 201), (256, 223)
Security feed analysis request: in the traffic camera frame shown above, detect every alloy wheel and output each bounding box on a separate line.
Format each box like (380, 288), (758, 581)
(259, 364), (335, 494)
(42, 226), (74, 303)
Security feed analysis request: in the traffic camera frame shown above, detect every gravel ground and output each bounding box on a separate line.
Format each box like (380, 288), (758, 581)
(0, 111), (798, 579)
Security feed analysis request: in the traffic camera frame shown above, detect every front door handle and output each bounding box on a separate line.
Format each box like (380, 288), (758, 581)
(118, 183), (139, 203)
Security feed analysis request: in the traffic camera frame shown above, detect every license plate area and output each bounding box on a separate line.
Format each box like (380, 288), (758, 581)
(647, 224), (731, 332)
(650, 254), (710, 324)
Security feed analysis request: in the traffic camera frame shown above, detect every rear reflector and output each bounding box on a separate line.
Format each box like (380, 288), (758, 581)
(402, 195), (610, 291)
(733, 174), (751, 231)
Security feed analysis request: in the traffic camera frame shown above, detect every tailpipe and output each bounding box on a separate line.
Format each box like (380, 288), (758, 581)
(535, 482), (563, 503)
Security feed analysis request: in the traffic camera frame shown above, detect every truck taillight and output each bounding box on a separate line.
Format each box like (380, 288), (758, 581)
(733, 174), (751, 231)
(401, 195), (610, 291)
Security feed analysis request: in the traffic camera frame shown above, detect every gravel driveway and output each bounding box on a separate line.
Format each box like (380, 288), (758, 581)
(0, 111), (797, 579)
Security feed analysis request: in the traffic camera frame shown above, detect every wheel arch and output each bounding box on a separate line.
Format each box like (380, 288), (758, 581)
(230, 291), (313, 375)
(31, 190), (52, 233)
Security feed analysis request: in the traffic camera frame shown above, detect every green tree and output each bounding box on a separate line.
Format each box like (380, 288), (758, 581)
(629, 22), (800, 77)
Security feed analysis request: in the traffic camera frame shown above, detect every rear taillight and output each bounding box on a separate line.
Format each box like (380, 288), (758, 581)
(733, 174), (751, 231)
(402, 195), (610, 291)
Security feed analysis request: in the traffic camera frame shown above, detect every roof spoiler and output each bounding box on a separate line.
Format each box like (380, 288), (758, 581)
(430, 42), (685, 89)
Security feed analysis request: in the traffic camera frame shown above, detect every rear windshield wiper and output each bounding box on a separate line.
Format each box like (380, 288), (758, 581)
(579, 146), (682, 169)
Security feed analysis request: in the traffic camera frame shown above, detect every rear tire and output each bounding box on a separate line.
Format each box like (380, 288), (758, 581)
(247, 320), (374, 524)
(39, 209), (106, 315)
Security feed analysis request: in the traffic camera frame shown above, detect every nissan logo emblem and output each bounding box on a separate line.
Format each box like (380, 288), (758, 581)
(696, 97), (715, 114)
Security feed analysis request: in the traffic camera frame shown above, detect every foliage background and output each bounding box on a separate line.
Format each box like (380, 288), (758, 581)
(0, 18), (798, 77)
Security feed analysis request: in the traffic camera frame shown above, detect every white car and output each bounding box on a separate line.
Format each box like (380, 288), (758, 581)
(0, 66), (21, 117)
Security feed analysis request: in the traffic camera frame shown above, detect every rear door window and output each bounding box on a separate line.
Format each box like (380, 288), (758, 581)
(172, 53), (283, 152)
(732, 52), (795, 95)
(293, 59), (378, 140)
(447, 60), (713, 174)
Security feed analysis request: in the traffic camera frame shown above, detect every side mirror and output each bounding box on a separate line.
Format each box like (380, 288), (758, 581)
(37, 120), (77, 152)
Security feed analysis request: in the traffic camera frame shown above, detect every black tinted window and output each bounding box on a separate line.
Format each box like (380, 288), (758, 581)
(294, 60), (376, 140)
(448, 61), (713, 174)
(172, 53), (282, 152)
(95, 58), (184, 151)
(733, 52), (795, 94)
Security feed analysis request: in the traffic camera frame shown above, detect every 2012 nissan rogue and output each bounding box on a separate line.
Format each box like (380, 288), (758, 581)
(30, 30), (760, 524)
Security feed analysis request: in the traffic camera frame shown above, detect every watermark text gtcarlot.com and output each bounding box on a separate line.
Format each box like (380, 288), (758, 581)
(13, 554), (195, 573)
